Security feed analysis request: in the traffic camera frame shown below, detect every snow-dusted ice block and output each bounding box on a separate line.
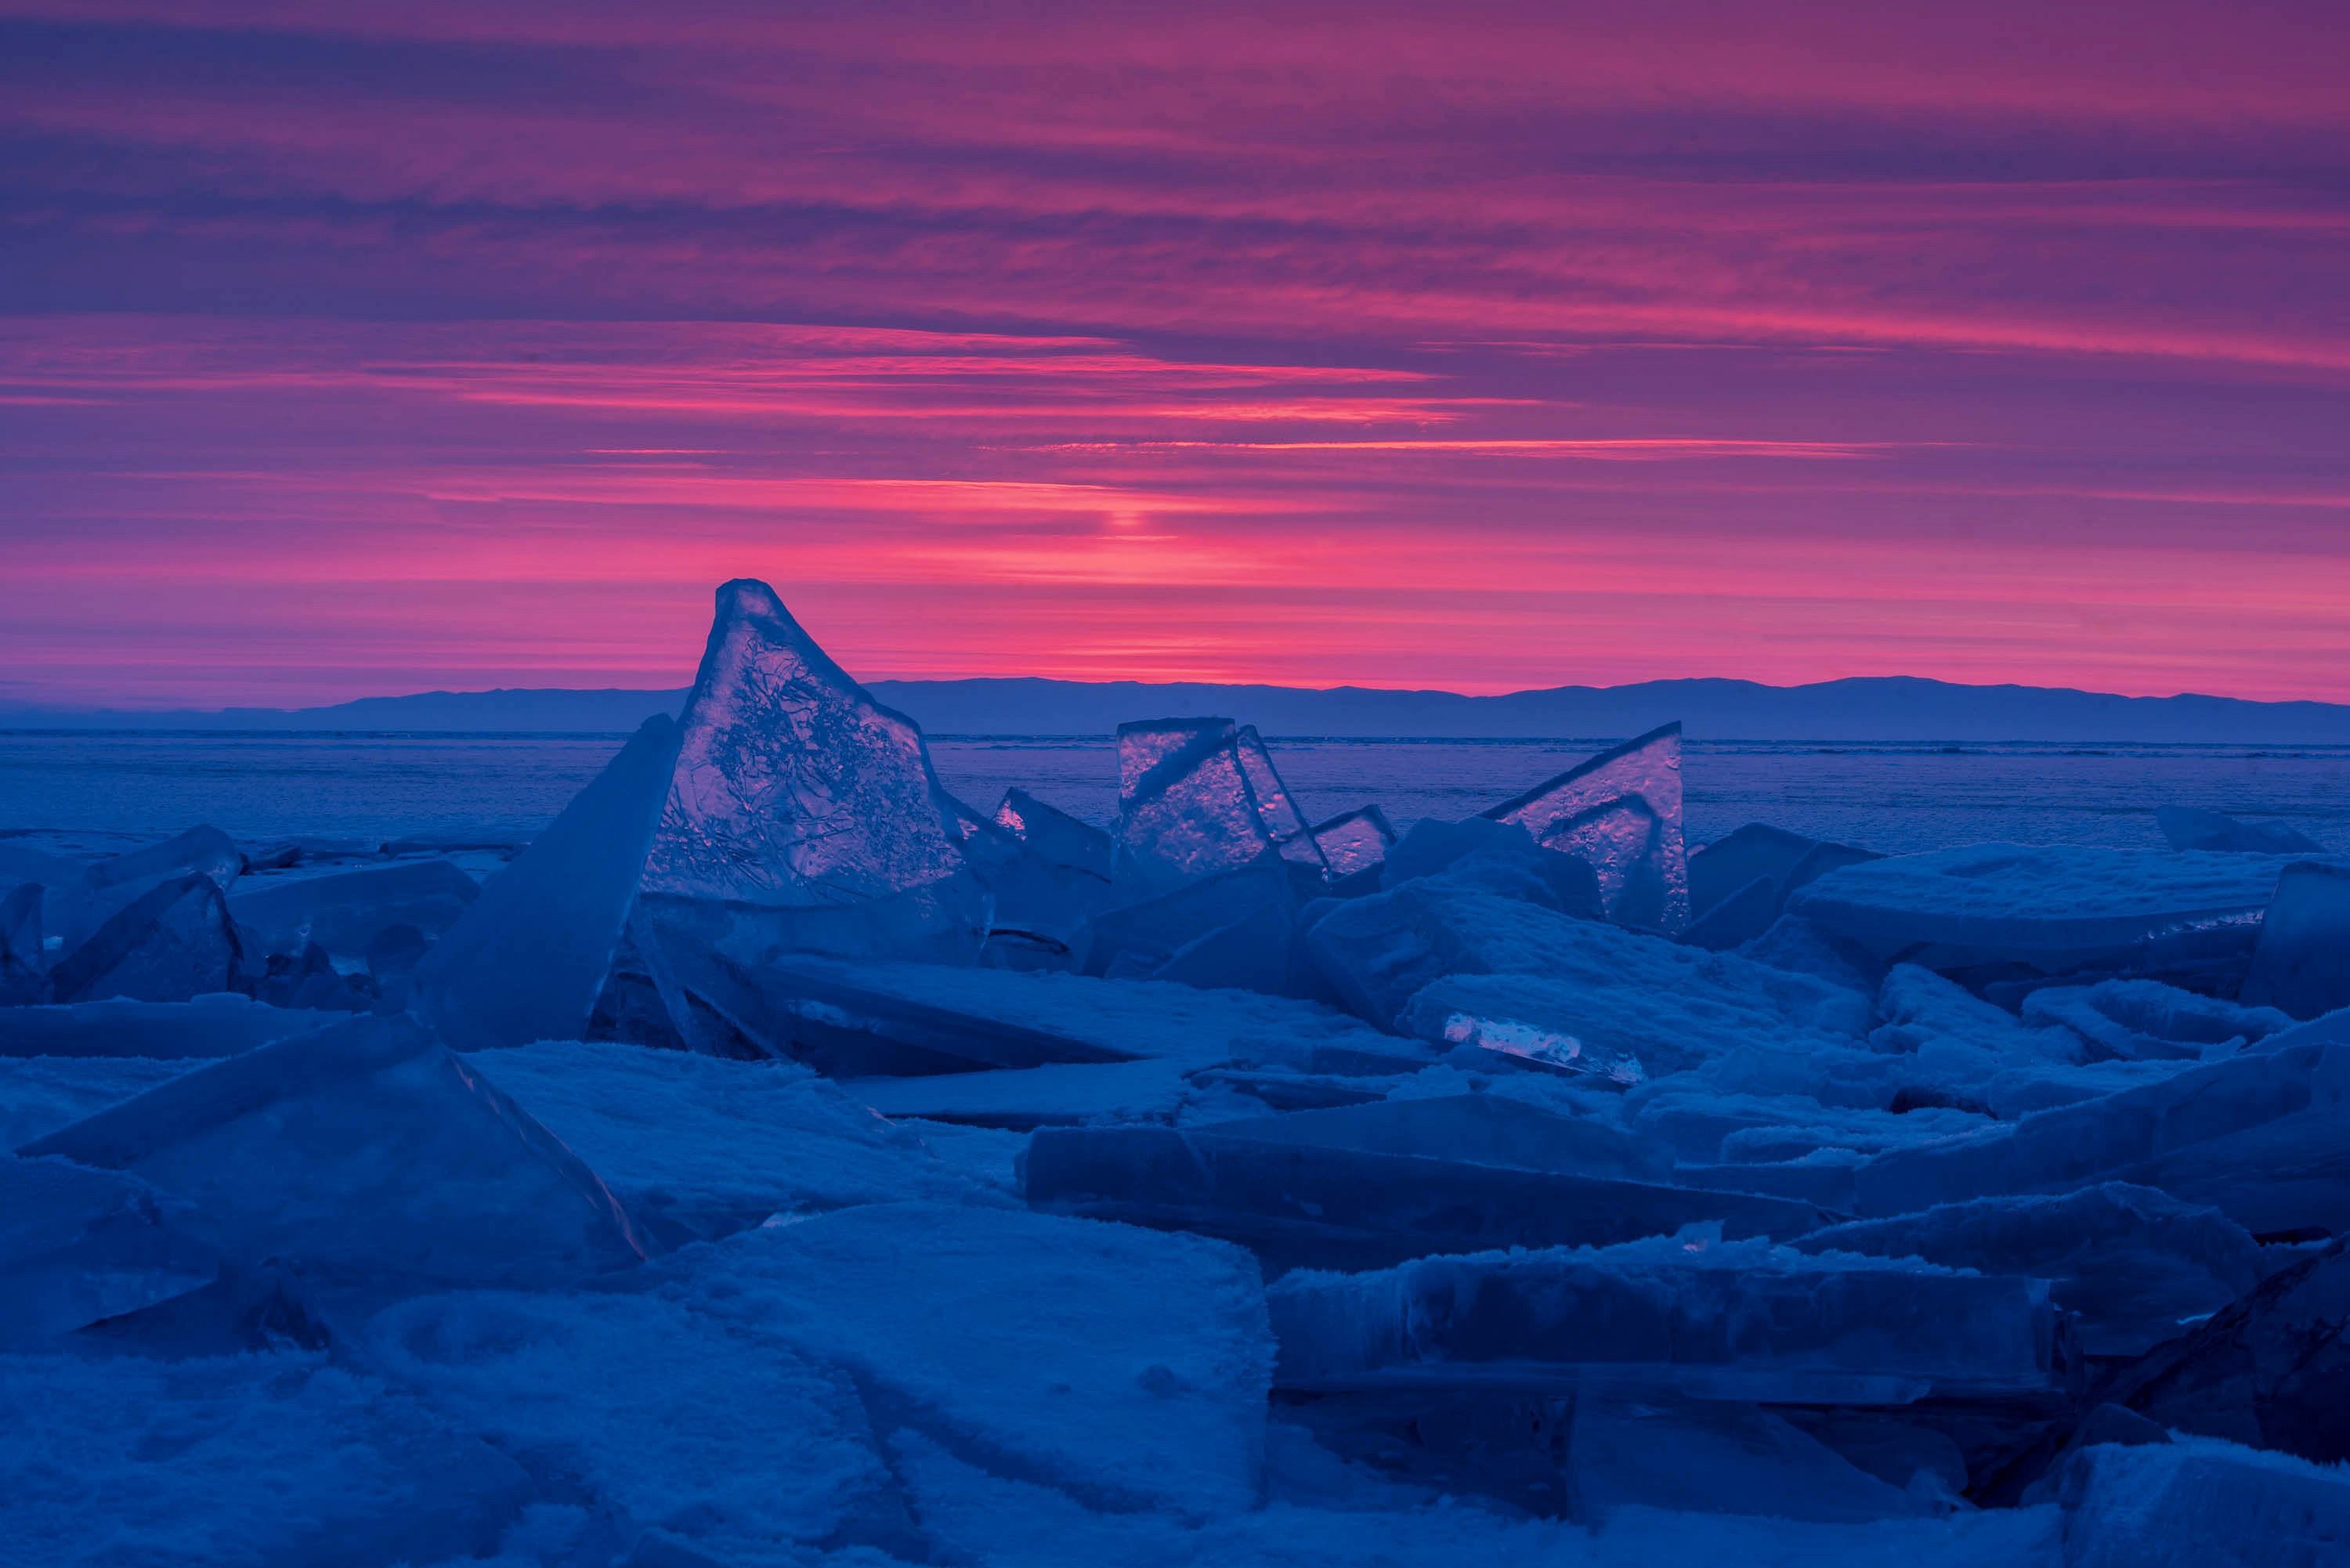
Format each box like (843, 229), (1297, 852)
(993, 786), (1115, 881)
(0, 1055), (202, 1147)
(2052, 1436), (2350, 1568)
(2022, 978), (2293, 1061)
(413, 716), (681, 1052)
(227, 858), (478, 957)
(2156, 804), (2326, 856)
(1267, 1234), (2061, 1402)
(2240, 860), (2350, 1020)
(0, 1348), (536, 1567)
(1799, 1184), (2261, 1357)
(1114, 717), (1323, 891)
(367, 1288), (909, 1559)
(0, 1154), (219, 1345)
(655, 1201), (1274, 1519)
(1854, 1038), (2350, 1236)
(1287, 804), (1397, 882)
(1025, 1118), (1830, 1272)
(639, 580), (980, 963)
(48, 873), (244, 1004)
(1484, 721), (1688, 932)
(473, 1040), (1000, 1240)
(21, 1014), (649, 1287)
(1787, 844), (2283, 977)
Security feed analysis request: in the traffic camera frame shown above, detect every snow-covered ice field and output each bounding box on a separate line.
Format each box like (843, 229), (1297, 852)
(4, 580), (2348, 1567)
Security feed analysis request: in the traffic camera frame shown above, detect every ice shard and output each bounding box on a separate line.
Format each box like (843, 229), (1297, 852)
(951, 798), (1109, 968)
(413, 715), (682, 1051)
(2240, 858), (2350, 1019)
(227, 858), (479, 959)
(51, 824), (244, 952)
(992, 786), (1115, 882)
(21, 1013), (651, 1288)
(1482, 721), (1687, 932)
(639, 580), (983, 963)
(0, 1154), (221, 1346)
(1285, 804), (1397, 884)
(0, 881), (41, 1002)
(1115, 717), (1322, 891)
(48, 873), (244, 1004)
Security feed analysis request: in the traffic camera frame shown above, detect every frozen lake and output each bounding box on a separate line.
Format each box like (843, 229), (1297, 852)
(3, 729), (2347, 855)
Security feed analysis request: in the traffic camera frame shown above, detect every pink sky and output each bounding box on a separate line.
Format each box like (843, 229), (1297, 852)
(2, 2), (2347, 706)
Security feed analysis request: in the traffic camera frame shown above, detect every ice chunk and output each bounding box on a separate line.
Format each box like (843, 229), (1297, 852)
(2117, 1235), (2350, 1464)
(47, 873), (244, 1004)
(1788, 844), (2283, 985)
(2051, 1434), (2350, 1568)
(367, 1288), (909, 1557)
(994, 786), (1115, 881)
(1854, 1037), (2350, 1237)
(1025, 1117), (1830, 1273)
(0, 1154), (219, 1345)
(412, 716), (682, 1051)
(639, 580), (980, 962)
(49, 824), (244, 953)
(656, 1201), (1274, 1519)
(741, 953), (1407, 1076)
(1484, 721), (1688, 931)
(1797, 1184), (2262, 1357)
(21, 1013), (649, 1287)
(1383, 898), (1871, 1081)
(0, 993), (339, 1060)
(1267, 1234), (2063, 1402)
(227, 858), (478, 958)
(952, 801), (1111, 969)
(1115, 717), (1323, 891)
(2156, 804), (2326, 856)
(472, 1040), (1001, 1240)
(1090, 858), (1303, 989)
(1690, 822), (1880, 919)
(1301, 874), (1625, 1029)
(0, 1348), (534, 1567)
(0, 881), (40, 1002)
(845, 1056), (1198, 1130)
(1568, 1393), (1943, 1523)
(2022, 978), (2294, 1062)
(1287, 805), (1397, 883)
(1740, 912), (1884, 992)
(2240, 859), (2350, 1020)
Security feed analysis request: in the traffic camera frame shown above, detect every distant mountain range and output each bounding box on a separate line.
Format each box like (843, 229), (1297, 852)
(9, 674), (2350, 743)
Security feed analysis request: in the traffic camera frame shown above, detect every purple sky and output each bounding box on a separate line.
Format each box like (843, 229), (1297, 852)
(3, 2), (2348, 706)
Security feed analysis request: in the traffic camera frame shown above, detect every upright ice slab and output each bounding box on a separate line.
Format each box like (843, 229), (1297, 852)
(414, 716), (682, 1051)
(1483, 721), (1687, 932)
(48, 873), (244, 1004)
(1115, 718), (1323, 891)
(2240, 859), (2350, 1019)
(21, 1013), (649, 1288)
(639, 580), (981, 963)
(0, 881), (40, 1002)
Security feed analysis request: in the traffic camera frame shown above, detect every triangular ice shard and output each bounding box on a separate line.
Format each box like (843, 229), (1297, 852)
(648, 581), (969, 907)
(49, 873), (244, 1004)
(1115, 718), (1323, 892)
(638, 580), (985, 968)
(413, 715), (682, 1050)
(1484, 721), (1687, 931)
